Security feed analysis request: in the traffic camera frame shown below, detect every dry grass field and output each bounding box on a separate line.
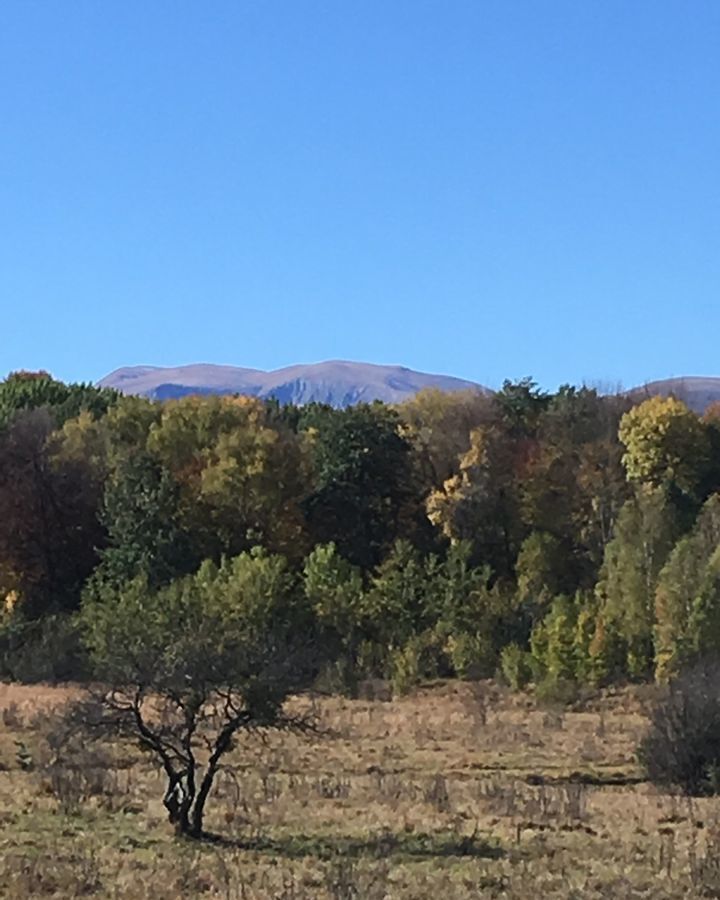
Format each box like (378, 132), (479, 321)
(1, 679), (719, 899)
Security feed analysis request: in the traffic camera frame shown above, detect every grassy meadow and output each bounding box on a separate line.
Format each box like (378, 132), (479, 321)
(0, 680), (717, 899)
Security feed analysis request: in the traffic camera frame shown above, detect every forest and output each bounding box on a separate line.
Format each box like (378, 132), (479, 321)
(1, 367), (719, 697)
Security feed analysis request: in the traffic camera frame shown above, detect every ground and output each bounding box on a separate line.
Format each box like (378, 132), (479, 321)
(0, 679), (717, 899)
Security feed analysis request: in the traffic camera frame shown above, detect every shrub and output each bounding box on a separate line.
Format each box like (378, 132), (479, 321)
(0, 614), (88, 682)
(356, 639), (388, 679)
(499, 643), (534, 691)
(33, 704), (121, 816)
(530, 595), (578, 682)
(534, 674), (580, 707)
(314, 656), (359, 697)
(390, 632), (443, 696)
(638, 661), (720, 795)
(389, 643), (420, 697)
(446, 632), (496, 679)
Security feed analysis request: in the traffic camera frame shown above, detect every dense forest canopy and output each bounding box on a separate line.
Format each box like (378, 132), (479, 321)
(2, 368), (720, 691)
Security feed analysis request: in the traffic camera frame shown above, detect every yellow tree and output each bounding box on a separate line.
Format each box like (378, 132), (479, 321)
(397, 388), (492, 488)
(426, 425), (521, 577)
(619, 396), (710, 498)
(147, 395), (312, 561)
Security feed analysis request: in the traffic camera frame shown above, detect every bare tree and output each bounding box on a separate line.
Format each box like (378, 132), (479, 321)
(639, 661), (720, 796)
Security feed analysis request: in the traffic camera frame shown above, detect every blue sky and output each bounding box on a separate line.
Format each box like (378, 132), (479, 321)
(1, 1), (719, 391)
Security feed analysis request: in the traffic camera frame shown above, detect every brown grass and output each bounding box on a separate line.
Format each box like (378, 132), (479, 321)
(0, 679), (717, 898)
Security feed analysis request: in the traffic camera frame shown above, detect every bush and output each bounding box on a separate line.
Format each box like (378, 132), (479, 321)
(446, 632), (496, 680)
(389, 642), (421, 697)
(33, 703), (122, 816)
(356, 640), (388, 679)
(638, 661), (720, 795)
(314, 656), (359, 697)
(534, 674), (580, 707)
(499, 643), (534, 691)
(390, 632), (443, 696)
(0, 614), (88, 682)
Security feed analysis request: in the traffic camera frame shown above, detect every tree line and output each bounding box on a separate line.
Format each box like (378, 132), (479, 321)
(2, 368), (720, 695)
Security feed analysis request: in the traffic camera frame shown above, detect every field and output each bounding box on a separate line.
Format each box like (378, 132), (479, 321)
(0, 680), (718, 899)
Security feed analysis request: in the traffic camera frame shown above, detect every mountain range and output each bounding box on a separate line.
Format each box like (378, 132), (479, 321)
(99, 363), (720, 412)
(99, 361), (484, 407)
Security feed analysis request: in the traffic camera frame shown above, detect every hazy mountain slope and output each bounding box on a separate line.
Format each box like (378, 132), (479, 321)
(99, 366), (720, 413)
(626, 377), (720, 414)
(99, 361), (484, 407)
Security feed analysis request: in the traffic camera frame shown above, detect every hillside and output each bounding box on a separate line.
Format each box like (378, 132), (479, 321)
(99, 360), (485, 407)
(627, 376), (720, 414)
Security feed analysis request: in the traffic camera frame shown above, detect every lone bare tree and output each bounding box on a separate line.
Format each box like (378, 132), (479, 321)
(76, 549), (322, 839)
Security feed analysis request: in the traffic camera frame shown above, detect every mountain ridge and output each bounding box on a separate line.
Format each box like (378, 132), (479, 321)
(626, 376), (720, 414)
(99, 364), (720, 412)
(99, 360), (485, 407)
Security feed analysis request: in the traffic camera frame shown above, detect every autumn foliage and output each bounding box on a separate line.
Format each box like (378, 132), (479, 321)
(2, 371), (720, 692)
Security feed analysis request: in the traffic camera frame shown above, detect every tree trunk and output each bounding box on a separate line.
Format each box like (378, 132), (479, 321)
(164, 773), (194, 837)
(188, 766), (218, 838)
(160, 768), (218, 839)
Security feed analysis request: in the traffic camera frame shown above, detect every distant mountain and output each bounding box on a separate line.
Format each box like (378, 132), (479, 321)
(99, 361), (485, 407)
(626, 377), (720, 414)
(98, 365), (720, 413)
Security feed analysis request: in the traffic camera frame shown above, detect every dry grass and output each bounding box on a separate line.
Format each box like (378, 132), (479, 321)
(0, 679), (718, 898)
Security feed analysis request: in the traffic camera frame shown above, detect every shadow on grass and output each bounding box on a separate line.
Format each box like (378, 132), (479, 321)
(201, 829), (504, 861)
(524, 770), (645, 787)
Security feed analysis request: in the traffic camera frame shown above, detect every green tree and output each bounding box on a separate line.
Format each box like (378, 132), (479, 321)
(303, 543), (365, 686)
(91, 451), (196, 591)
(541, 385), (629, 448)
(362, 540), (432, 651)
(78, 549), (322, 839)
(655, 495), (720, 678)
(584, 611), (625, 686)
(596, 487), (680, 678)
(688, 549), (720, 662)
(0, 371), (117, 429)
(515, 530), (566, 619)
(530, 594), (579, 682)
(433, 542), (520, 677)
(302, 403), (426, 568)
(493, 377), (549, 437)
(303, 543), (364, 635)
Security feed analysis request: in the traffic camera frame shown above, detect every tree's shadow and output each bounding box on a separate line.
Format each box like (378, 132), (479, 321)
(200, 829), (505, 861)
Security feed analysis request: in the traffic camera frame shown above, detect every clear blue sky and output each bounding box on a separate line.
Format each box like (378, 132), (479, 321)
(2, 1), (719, 391)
